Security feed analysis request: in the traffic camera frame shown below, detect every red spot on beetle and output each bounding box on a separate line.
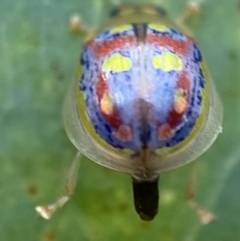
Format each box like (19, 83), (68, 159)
(114, 125), (132, 141)
(167, 108), (183, 128)
(177, 71), (190, 90)
(146, 35), (193, 55)
(91, 35), (135, 59)
(96, 73), (108, 101)
(158, 124), (175, 139)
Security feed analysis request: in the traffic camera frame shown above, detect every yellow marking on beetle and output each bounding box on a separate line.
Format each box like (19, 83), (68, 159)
(174, 88), (188, 114)
(149, 23), (169, 32)
(153, 52), (183, 71)
(111, 24), (132, 33)
(102, 53), (132, 72)
(100, 92), (114, 115)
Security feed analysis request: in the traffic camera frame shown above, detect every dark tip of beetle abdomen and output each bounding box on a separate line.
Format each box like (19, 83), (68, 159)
(132, 177), (159, 221)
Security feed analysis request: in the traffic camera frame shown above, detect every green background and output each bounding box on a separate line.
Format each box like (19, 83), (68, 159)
(1, 0), (240, 240)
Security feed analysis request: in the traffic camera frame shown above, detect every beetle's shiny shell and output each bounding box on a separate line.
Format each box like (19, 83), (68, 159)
(79, 23), (207, 153)
(64, 11), (222, 179)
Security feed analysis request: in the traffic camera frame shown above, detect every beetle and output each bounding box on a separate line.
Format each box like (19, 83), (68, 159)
(36, 3), (223, 222)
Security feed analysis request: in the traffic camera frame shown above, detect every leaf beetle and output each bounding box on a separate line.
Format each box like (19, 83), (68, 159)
(36, 3), (223, 222)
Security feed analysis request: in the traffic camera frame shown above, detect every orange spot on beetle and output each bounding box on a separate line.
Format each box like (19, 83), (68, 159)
(113, 125), (132, 141)
(100, 92), (114, 115)
(174, 88), (188, 114)
(158, 124), (175, 139)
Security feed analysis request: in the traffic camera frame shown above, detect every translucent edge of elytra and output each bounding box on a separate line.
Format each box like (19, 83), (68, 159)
(63, 79), (148, 175)
(63, 76), (223, 179)
(149, 77), (223, 174)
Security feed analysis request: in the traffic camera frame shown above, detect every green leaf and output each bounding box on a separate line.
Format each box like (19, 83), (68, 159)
(1, 0), (240, 240)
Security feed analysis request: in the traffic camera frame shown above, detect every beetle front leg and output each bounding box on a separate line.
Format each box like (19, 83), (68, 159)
(35, 152), (82, 219)
(176, 1), (202, 25)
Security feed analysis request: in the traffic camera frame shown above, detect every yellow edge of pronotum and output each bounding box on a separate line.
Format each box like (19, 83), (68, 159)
(76, 66), (132, 158)
(156, 60), (210, 156)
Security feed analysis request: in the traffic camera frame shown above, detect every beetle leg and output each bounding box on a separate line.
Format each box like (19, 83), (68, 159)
(35, 152), (81, 219)
(68, 14), (89, 34)
(175, 1), (202, 35)
(185, 161), (197, 201)
(185, 162), (217, 224)
(176, 1), (202, 25)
